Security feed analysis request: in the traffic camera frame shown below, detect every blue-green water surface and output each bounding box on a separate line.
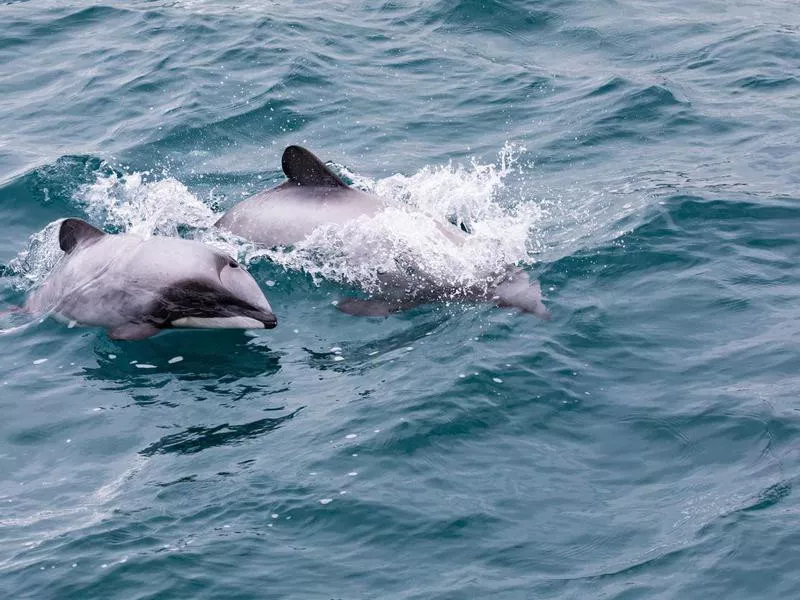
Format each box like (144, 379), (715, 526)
(2, 1), (800, 598)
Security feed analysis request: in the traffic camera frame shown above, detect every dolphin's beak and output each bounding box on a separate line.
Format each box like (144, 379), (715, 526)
(259, 311), (278, 329)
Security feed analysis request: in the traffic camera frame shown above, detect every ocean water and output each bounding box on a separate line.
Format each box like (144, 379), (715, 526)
(2, 0), (800, 597)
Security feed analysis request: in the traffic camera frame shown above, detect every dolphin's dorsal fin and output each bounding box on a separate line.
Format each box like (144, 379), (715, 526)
(59, 218), (105, 254)
(282, 145), (347, 188)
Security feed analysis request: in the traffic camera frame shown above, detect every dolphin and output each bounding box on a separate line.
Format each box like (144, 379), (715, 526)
(215, 146), (549, 319)
(25, 218), (278, 340)
(215, 145), (379, 247)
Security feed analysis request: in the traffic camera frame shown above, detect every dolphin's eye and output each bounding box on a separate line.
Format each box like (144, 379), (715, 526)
(228, 259), (239, 268)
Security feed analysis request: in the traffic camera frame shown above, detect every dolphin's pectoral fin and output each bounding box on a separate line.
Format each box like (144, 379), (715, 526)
(59, 218), (105, 253)
(282, 145), (348, 188)
(493, 274), (551, 321)
(107, 323), (161, 340)
(336, 297), (401, 317)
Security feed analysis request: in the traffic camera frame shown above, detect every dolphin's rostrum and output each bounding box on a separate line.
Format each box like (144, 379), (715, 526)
(25, 218), (277, 340)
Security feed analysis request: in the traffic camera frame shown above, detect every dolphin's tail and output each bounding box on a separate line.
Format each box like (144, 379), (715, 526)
(492, 271), (551, 321)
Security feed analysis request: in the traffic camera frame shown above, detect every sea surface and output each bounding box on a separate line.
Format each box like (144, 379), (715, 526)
(2, 1), (800, 598)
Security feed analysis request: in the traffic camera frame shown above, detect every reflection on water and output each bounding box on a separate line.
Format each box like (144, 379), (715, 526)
(140, 407), (302, 456)
(85, 329), (282, 385)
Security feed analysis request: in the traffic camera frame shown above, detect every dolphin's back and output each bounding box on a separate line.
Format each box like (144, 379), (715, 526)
(215, 146), (379, 247)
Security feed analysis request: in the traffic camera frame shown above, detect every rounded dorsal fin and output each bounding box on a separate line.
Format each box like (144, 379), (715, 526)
(59, 218), (105, 253)
(281, 145), (347, 188)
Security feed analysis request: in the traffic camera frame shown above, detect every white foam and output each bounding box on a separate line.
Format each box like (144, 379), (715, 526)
(260, 143), (541, 293)
(76, 170), (216, 238)
(7, 220), (64, 289)
(345, 433), (357, 439)
(3, 143), (647, 308)
(319, 498), (333, 505)
(135, 364), (157, 369)
(32, 358), (47, 365)
(167, 356), (184, 364)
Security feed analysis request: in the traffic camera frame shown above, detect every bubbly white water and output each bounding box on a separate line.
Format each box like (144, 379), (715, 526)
(5, 144), (648, 296)
(256, 143), (548, 292)
(76, 170), (216, 237)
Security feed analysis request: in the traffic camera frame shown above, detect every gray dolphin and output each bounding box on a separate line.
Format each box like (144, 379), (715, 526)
(215, 145), (378, 247)
(25, 218), (277, 340)
(216, 146), (549, 319)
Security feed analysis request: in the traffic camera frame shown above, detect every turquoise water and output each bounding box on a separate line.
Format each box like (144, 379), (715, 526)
(2, 1), (800, 597)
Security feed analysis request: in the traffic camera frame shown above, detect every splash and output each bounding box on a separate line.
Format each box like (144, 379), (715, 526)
(76, 170), (217, 237)
(263, 143), (545, 293)
(4, 143), (647, 300)
(6, 220), (64, 290)
(5, 168), (220, 291)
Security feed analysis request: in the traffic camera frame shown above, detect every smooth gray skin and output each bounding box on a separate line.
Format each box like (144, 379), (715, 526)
(25, 218), (277, 340)
(216, 146), (549, 319)
(216, 145), (378, 247)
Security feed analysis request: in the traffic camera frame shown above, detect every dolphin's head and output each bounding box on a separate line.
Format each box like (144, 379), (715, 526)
(153, 251), (277, 332)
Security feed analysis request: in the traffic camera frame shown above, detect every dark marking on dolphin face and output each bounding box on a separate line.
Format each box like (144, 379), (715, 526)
(26, 218), (279, 340)
(150, 280), (278, 330)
